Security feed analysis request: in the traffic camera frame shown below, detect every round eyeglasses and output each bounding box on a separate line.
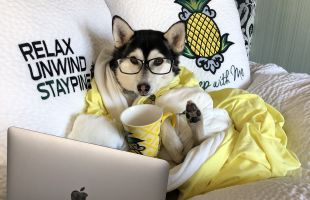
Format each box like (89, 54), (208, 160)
(116, 57), (173, 75)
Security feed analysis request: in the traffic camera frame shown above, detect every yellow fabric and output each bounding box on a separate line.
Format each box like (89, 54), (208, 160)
(178, 88), (301, 200)
(84, 79), (109, 117)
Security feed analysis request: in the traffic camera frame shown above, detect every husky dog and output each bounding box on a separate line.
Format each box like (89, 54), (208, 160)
(110, 16), (183, 100)
(110, 16), (204, 163)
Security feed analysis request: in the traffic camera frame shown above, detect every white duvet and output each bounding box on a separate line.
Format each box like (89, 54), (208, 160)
(0, 63), (309, 200)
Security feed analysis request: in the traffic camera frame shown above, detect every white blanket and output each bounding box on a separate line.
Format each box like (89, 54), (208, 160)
(167, 132), (225, 191)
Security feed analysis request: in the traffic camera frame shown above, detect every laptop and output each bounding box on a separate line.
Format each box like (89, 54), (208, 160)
(7, 127), (169, 200)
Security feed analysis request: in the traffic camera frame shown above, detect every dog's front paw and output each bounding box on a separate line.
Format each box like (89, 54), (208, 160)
(185, 101), (201, 123)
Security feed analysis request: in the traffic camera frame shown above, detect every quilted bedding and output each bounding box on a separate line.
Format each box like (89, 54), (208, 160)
(0, 63), (309, 200)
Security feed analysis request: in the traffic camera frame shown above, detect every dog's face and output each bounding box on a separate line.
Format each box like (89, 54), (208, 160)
(110, 16), (185, 96)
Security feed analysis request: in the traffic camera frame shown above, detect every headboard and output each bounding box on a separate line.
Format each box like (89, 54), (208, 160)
(250, 0), (310, 73)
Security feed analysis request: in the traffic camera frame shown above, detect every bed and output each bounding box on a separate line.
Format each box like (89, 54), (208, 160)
(1, 62), (309, 200)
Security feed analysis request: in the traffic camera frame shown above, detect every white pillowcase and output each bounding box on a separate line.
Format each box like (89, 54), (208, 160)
(0, 0), (113, 138)
(105, 0), (250, 91)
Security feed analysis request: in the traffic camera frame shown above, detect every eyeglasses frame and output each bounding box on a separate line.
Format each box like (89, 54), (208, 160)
(117, 57), (174, 75)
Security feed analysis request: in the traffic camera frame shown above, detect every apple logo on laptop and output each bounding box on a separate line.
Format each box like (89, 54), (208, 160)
(71, 187), (88, 200)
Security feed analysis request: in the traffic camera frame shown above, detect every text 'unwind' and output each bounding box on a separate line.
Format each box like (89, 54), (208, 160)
(18, 38), (92, 100)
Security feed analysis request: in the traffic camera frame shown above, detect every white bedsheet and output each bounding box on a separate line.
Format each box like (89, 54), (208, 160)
(0, 63), (309, 200)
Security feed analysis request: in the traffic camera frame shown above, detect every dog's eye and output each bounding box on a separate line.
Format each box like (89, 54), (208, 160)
(129, 57), (139, 65)
(153, 58), (164, 66)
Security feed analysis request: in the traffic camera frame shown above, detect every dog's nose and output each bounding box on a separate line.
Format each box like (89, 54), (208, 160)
(137, 83), (151, 96)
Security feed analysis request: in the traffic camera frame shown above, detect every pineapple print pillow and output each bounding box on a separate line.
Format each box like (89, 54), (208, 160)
(105, 0), (250, 91)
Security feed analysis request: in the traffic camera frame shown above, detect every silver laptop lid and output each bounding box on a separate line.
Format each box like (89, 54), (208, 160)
(7, 127), (169, 200)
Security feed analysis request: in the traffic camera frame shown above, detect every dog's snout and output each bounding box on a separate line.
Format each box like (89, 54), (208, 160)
(137, 83), (151, 96)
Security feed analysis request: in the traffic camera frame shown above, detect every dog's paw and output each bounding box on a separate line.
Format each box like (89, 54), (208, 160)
(185, 100), (201, 123)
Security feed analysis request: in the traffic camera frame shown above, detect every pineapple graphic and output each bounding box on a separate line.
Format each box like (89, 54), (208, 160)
(175, 0), (234, 74)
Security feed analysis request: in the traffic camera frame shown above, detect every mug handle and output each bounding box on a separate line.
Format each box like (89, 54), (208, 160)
(162, 112), (176, 127)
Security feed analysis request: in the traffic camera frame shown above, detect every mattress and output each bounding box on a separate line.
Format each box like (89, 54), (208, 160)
(1, 62), (309, 200)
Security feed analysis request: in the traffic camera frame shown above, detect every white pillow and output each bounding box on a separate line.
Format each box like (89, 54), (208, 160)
(0, 0), (113, 138)
(105, 0), (250, 91)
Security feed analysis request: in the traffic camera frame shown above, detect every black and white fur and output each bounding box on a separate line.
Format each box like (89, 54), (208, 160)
(110, 16), (185, 99)
(110, 16), (204, 163)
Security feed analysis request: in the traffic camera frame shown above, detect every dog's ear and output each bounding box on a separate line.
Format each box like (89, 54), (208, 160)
(112, 16), (134, 48)
(164, 22), (186, 54)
